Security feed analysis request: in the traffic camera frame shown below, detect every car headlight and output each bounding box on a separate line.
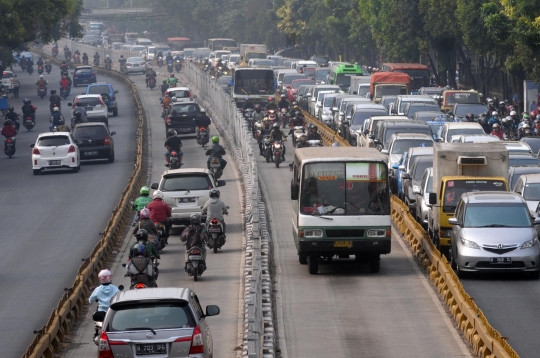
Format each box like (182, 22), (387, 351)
(521, 238), (538, 249)
(303, 229), (323, 238)
(460, 237), (480, 249)
(367, 229), (390, 237)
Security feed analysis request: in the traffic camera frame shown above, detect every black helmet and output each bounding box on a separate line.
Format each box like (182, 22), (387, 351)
(209, 188), (220, 199)
(135, 229), (149, 241)
(8, 106), (14, 112)
(75, 111), (82, 118)
(50, 89), (56, 95)
(167, 129), (176, 137)
(311, 124), (318, 131)
(58, 117), (65, 125)
(465, 113), (473, 121)
(4, 119), (12, 126)
(190, 213), (201, 225)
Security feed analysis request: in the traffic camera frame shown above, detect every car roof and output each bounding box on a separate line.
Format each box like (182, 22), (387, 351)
(398, 95), (435, 100)
(37, 132), (71, 138)
(111, 287), (191, 305)
(372, 115), (408, 121)
(163, 168), (211, 175)
(75, 66), (93, 70)
(443, 122), (483, 129)
(73, 122), (107, 128)
(88, 82), (111, 86)
(391, 133), (433, 140)
(353, 104), (386, 110)
(384, 121), (430, 128)
(462, 191), (524, 204)
(502, 141), (532, 149)
(519, 174), (540, 184)
(409, 147), (434, 155)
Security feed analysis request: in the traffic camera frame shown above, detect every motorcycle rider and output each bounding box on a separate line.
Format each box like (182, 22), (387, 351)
(130, 226), (160, 260)
(125, 243), (156, 287)
(518, 113), (532, 131)
(501, 116), (516, 139)
(166, 52), (174, 65)
(206, 136), (227, 170)
(490, 123), (504, 140)
(36, 57), (44, 69)
(487, 111), (500, 132)
(21, 99), (36, 123)
(498, 101), (507, 117)
(464, 113), (475, 123)
(167, 73), (178, 87)
(93, 52), (100, 64)
(71, 110), (87, 128)
(60, 61), (68, 74)
(258, 120), (272, 155)
(59, 75), (70, 94)
(119, 55), (126, 71)
(195, 109), (211, 137)
(88, 269), (120, 322)
(160, 79), (169, 95)
(164, 129), (183, 167)
(180, 213), (208, 263)
(487, 98), (497, 113)
(56, 117), (70, 132)
(44, 56), (51, 66)
(252, 104), (265, 123)
(289, 134), (310, 170)
(510, 110), (519, 127)
(520, 123), (533, 138)
(1, 119), (17, 148)
(269, 122), (287, 160)
(63, 45), (69, 56)
(288, 111), (306, 135)
(145, 65), (157, 87)
(73, 50), (81, 61)
(49, 107), (64, 132)
(82, 52), (89, 64)
(132, 186), (153, 212)
(265, 96), (277, 111)
(35, 75), (48, 94)
(49, 89), (62, 112)
(278, 94), (290, 110)
(242, 97), (255, 112)
(202, 189), (228, 237)
(174, 53), (182, 64)
(307, 124), (322, 141)
(147, 190), (172, 240)
(5, 107), (20, 131)
(288, 104), (300, 118)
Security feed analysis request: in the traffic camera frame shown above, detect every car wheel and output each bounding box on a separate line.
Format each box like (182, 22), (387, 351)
(108, 150), (115, 163)
(308, 254), (319, 274)
(298, 254), (307, 265)
(112, 108), (118, 117)
(530, 271), (540, 280)
(72, 165), (80, 173)
(33, 169), (40, 175)
(369, 255), (380, 273)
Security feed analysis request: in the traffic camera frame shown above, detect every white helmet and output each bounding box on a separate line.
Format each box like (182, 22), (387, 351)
(39, 75), (44, 78)
(106, 55), (109, 58)
(53, 107), (59, 112)
(98, 269), (112, 284)
(510, 110), (517, 116)
(491, 111), (498, 116)
(153, 190), (164, 199)
(171, 96), (177, 102)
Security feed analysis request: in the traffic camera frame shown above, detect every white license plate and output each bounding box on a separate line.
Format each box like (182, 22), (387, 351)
(208, 228), (221, 232)
(490, 257), (511, 264)
(189, 255), (203, 260)
(211, 163), (221, 168)
(177, 197), (195, 203)
(84, 151), (99, 156)
(178, 128), (191, 132)
(48, 160), (61, 165)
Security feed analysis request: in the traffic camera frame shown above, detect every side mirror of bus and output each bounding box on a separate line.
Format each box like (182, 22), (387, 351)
(291, 181), (299, 200)
(428, 193), (437, 205)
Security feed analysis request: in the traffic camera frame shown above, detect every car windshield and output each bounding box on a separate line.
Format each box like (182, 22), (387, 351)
(316, 70), (330, 80)
(523, 183), (540, 201)
(454, 104), (488, 116)
(304, 68), (316, 77)
(73, 126), (108, 139)
(170, 104), (199, 115)
(509, 157), (540, 167)
(382, 97), (397, 109)
(352, 110), (387, 126)
(300, 162), (390, 215)
(413, 160), (433, 180)
(399, 100), (435, 113)
(75, 68), (92, 74)
(110, 302), (195, 331)
(323, 97), (334, 106)
(292, 80), (314, 89)
(218, 76), (231, 85)
(384, 126), (433, 145)
(76, 97), (101, 106)
(87, 85), (110, 95)
(313, 57), (329, 65)
(464, 203), (531, 227)
(37, 136), (70, 147)
(407, 105), (440, 118)
(169, 90), (191, 98)
(445, 92), (480, 105)
(358, 86), (369, 96)
(443, 180), (506, 213)
(376, 86), (408, 99)
(447, 128), (484, 139)
(416, 112), (448, 122)
(283, 75), (306, 85)
(391, 139), (433, 154)
(162, 174), (212, 191)
(521, 138), (540, 154)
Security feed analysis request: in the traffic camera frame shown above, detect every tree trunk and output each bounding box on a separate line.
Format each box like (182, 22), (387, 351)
(456, 45), (477, 89)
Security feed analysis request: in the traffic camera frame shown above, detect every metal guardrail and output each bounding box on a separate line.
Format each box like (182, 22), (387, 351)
(184, 61), (275, 357)
(23, 47), (147, 358)
(390, 196), (519, 358)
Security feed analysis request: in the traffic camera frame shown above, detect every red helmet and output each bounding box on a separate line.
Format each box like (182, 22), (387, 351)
(268, 97), (274, 101)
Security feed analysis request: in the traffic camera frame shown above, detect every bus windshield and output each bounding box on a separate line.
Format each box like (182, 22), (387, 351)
(336, 74), (352, 86)
(234, 70), (274, 95)
(300, 162), (390, 215)
(444, 92), (480, 105)
(211, 39), (236, 50)
(375, 85), (408, 98)
(395, 69), (429, 90)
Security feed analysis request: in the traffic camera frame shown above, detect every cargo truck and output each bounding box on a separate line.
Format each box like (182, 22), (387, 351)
(369, 72), (411, 103)
(427, 143), (509, 256)
(239, 44), (267, 64)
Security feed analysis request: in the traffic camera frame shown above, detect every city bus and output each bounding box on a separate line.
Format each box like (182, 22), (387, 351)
(328, 64), (363, 92)
(381, 63), (430, 93)
(206, 38), (237, 51)
(167, 37), (191, 50)
(231, 68), (275, 108)
(290, 147), (391, 274)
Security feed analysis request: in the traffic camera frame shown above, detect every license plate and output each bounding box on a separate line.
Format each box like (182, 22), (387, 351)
(490, 257), (512, 264)
(48, 160), (61, 165)
(136, 343), (166, 355)
(189, 255), (203, 260)
(83, 151), (98, 156)
(84, 107), (93, 112)
(178, 128), (191, 132)
(177, 197), (195, 203)
(208, 228), (221, 232)
(211, 163), (221, 168)
(334, 241), (352, 248)
(134, 64), (139, 67)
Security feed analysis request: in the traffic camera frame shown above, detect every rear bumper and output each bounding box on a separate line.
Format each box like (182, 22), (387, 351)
(86, 115), (108, 123)
(33, 155), (78, 170)
(79, 145), (112, 159)
(298, 238), (391, 255)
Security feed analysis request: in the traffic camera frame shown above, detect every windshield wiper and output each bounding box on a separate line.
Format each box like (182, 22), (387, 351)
(124, 327), (157, 335)
(478, 224), (512, 228)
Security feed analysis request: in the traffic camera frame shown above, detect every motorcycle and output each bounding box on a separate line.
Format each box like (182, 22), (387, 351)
(92, 285), (124, 344)
(83, 58), (89, 65)
(175, 60), (182, 72)
(73, 53), (80, 63)
(203, 64), (211, 72)
(206, 214), (228, 253)
(167, 60), (174, 73)
(197, 126), (209, 146)
(45, 64), (52, 74)
(37, 65), (44, 75)
(154, 221), (167, 251)
(122, 262), (158, 289)
(148, 77), (156, 90)
(157, 57), (163, 68)
(262, 136), (273, 163)
(52, 47), (58, 58)
(23, 115), (34, 131)
(60, 86), (69, 100)
(26, 65), (34, 75)
(37, 86), (46, 99)
(208, 156), (222, 186)
(168, 151), (181, 169)
(291, 126), (305, 146)
(272, 140), (284, 168)
(4, 138), (15, 158)
(308, 139), (323, 147)
(280, 108), (290, 128)
(244, 108), (254, 132)
(185, 246), (206, 281)
(104, 60), (112, 70)
(64, 52), (71, 62)
(93, 58), (100, 66)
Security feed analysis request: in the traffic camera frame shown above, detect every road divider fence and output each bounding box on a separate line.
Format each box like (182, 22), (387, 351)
(23, 46), (147, 358)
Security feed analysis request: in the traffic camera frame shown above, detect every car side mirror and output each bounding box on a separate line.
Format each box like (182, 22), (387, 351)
(413, 186), (421, 194)
(373, 139), (381, 144)
(206, 305), (220, 317)
(369, 134), (375, 139)
(428, 192), (437, 205)
(110, 131), (116, 136)
(398, 165), (405, 171)
(534, 217), (540, 225)
(343, 120), (350, 126)
(114, 90), (119, 94)
(68, 103), (73, 107)
(150, 183), (158, 189)
(29, 143), (34, 148)
(448, 218), (460, 225)
(381, 149), (389, 154)
(402, 172), (411, 180)
(291, 180), (299, 200)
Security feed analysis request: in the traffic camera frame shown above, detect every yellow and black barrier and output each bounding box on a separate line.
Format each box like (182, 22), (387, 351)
(22, 48), (147, 358)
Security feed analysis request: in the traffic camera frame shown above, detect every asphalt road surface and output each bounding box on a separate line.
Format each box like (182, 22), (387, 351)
(62, 66), (243, 356)
(0, 59), (136, 357)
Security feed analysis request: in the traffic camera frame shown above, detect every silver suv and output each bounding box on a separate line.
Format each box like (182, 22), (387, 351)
(98, 287), (220, 358)
(449, 192), (540, 279)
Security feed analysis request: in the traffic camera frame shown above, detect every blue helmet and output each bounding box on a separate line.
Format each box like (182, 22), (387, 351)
(133, 243), (146, 256)
(246, 96), (251, 101)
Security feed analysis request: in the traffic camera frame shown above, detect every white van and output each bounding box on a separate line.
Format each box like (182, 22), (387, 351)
(136, 38), (152, 46)
(292, 60), (317, 70)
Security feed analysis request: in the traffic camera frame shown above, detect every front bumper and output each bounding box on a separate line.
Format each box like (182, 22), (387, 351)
(457, 245), (540, 272)
(298, 238), (391, 255)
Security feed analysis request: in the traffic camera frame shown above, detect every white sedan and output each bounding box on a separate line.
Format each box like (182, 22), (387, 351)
(30, 132), (80, 175)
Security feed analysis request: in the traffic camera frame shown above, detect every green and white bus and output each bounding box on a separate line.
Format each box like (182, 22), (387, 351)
(328, 64), (363, 92)
(291, 147), (391, 274)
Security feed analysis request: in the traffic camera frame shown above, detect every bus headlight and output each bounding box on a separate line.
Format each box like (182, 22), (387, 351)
(303, 229), (324, 238)
(367, 229), (390, 237)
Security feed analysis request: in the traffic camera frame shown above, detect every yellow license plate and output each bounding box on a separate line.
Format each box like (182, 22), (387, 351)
(334, 241), (352, 248)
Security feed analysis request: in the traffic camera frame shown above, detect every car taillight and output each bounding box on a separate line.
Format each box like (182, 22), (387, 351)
(98, 331), (126, 358)
(112, 95), (116, 101)
(126, 62), (132, 66)
(32, 147), (40, 155)
(104, 136), (110, 145)
(189, 326), (204, 354)
(166, 117), (171, 125)
(99, 98), (105, 106)
(68, 145), (76, 153)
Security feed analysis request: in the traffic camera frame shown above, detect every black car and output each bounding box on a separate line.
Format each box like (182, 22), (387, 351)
(72, 123), (116, 162)
(166, 102), (201, 134)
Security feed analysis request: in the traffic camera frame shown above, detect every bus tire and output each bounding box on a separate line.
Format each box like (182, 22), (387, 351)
(298, 254), (307, 265)
(308, 255), (319, 274)
(369, 255), (380, 273)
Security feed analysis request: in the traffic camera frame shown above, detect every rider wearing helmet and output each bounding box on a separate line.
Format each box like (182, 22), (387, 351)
(35, 75), (48, 93)
(93, 51), (100, 62)
(161, 79), (169, 94)
(278, 94), (290, 110)
(205, 136), (227, 170)
(307, 124), (322, 141)
(202, 189), (229, 236)
(132, 186), (153, 212)
(490, 123), (504, 139)
(55, 116), (70, 132)
(269, 122), (287, 160)
(180, 213), (209, 263)
(498, 101), (507, 117)
(88, 269), (120, 321)
(167, 73), (178, 86)
(104, 54), (112, 67)
(253, 104), (265, 123)
(5, 106), (20, 131)
(147, 190), (172, 240)
(242, 97), (255, 112)
(518, 113), (531, 131)
(49, 89), (62, 112)
(258, 120), (272, 155)
(49, 107), (64, 132)
(510, 110), (519, 127)
(195, 108), (211, 137)
(130, 227), (160, 259)
(501, 116), (515, 139)
(464, 113), (474, 122)
(265, 96), (277, 111)
(520, 123), (533, 138)
(1, 119), (17, 149)
(488, 111), (500, 132)
(125, 242), (156, 288)
(164, 129), (183, 167)
(145, 64), (157, 87)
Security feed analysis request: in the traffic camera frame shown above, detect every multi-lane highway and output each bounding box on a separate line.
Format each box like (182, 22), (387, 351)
(0, 59), (136, 358)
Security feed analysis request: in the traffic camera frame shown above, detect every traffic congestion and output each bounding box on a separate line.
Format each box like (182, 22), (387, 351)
(2, 9), (540, 358)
